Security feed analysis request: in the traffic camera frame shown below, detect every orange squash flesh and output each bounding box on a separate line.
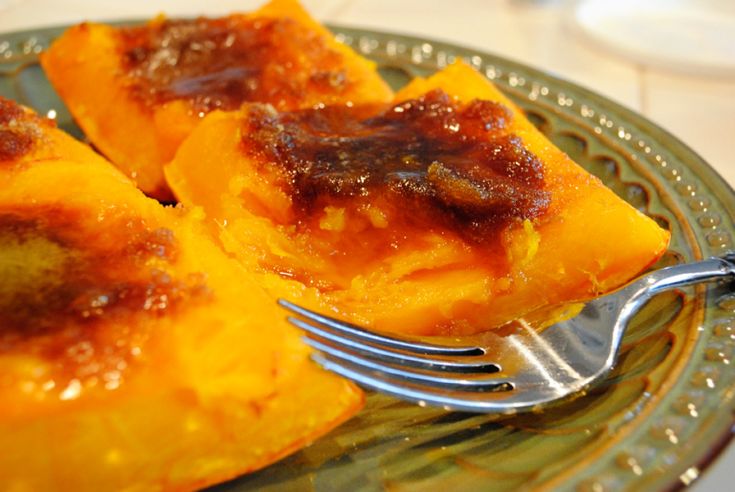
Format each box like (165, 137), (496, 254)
(0, 97), (111, 168)
(165, 62), (670, 336)
(0, 97), (362, 490)
(40, 0), (393, 199)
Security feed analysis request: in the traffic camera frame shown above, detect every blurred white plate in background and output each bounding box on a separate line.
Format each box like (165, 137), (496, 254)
(573, 0), (735, 76)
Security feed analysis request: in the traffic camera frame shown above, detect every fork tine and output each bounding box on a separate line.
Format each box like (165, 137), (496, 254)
(289, 316), (500, 373)
(304, 336), (512, 392)
(278, 299), (484, 356)
(310, 352), (529, 413)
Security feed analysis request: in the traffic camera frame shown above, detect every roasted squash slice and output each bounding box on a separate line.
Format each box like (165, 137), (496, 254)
(40, 0), (393, 199)
(0, 97), (362, 490)
(0, 97), (110, 167)
(166, 62), (670, 336)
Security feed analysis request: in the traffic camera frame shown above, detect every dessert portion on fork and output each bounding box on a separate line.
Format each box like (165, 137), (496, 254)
(166, 61), (670, 337)
(2, 0), (673, 488)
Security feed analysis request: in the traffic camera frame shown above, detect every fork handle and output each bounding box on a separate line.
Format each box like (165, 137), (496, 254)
(638, 253), (735, 297)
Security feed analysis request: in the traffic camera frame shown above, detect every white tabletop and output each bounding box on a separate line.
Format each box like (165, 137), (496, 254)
(1, 0), (733, 489)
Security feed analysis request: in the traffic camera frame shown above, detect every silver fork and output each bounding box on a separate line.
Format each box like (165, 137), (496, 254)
(279, 254), (735, 414)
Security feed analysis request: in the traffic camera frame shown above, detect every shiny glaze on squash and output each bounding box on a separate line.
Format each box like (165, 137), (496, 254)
(40, 0), (393, 199)
(0, 97), (362, 491)
(165, 62), (670, 336)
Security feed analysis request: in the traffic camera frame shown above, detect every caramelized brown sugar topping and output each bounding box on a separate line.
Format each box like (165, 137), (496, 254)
(0, 205), (209, 399)
(0, 97), (50, 163)
(119, 16), (353, 113)
(243, 89), (550, 243)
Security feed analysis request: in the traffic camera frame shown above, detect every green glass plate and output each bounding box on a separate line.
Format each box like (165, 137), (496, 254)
(2, 23), (735, 492)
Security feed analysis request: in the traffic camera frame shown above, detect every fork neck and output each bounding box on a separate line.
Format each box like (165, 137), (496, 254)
(638, 253), (735, 297)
